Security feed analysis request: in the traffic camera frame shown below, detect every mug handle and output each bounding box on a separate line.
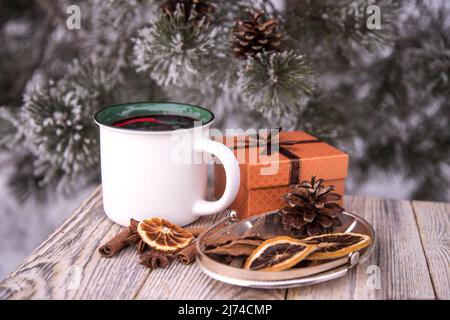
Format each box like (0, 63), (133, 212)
(192, 138), (240, 216)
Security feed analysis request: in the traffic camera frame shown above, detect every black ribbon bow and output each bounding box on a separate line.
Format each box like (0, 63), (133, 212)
(232, 128), (320, 185)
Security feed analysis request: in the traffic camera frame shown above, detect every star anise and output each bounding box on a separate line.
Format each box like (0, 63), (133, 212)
(136, 239), (148, 254)
(139, 249), (175, 269)
(125, 218), (149, 253)
(124, 218), (140, 242)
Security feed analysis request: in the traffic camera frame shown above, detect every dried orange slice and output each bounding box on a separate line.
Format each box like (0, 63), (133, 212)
(243, 236), (317, 271)
(137, 217), (193, 252)
(301, 232), (371, 260)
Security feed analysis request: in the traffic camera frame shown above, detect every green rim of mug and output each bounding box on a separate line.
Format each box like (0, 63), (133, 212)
(94, 102), (214, 130)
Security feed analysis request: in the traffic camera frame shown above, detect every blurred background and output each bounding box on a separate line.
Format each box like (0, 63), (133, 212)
(0, 0), (449, 280)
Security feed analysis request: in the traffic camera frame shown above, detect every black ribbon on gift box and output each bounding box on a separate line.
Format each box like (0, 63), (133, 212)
(231, 128), (321, 185)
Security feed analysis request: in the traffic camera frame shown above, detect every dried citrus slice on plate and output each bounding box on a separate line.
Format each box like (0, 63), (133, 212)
(137, 217), (193, 252)
(301, 232), (371, 260)
(244, 236), (317, 271)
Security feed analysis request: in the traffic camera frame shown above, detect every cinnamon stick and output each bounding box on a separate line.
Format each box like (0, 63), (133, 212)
(98, 219), (140, 258)
(177, 241), (197, 265)
(176, 227), (205, 264)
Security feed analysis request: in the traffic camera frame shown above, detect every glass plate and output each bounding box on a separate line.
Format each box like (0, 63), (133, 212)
(196, 210), (376, 289)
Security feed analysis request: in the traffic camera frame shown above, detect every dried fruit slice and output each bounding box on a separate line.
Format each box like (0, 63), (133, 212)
(301, 232), (371, 260)
(205, 239), (263, 257)
(244, 236), (317, 271)
(137, 217), (193, 252)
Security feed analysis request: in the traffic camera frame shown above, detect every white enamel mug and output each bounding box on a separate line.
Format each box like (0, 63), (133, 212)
(94, 102), (240, 226)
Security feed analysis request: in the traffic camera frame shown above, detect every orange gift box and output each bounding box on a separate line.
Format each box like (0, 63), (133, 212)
(214, 131), (349, 219)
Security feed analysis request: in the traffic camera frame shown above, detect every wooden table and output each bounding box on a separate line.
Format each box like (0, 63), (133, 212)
(0, 186), (448, 300)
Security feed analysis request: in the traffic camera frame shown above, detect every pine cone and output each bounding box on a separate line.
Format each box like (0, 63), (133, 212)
(139, 249), (175, 269)
(160, 0), (215, 24)
(232, 9), (282, 59)
(280, 176), (344, 237)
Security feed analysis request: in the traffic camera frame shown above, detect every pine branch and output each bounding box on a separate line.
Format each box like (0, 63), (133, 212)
(21, 79), (100, 192)
(238, 51), (314, 119)
(133, 6), (215, 86)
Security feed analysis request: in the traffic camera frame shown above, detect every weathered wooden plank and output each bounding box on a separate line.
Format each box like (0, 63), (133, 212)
(412, 201), (450, 299)
(135, 213), (286, 300)
(287, 196), (435, 300)
(0, 187), (150, 299)
(136, 261), (285, 300)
